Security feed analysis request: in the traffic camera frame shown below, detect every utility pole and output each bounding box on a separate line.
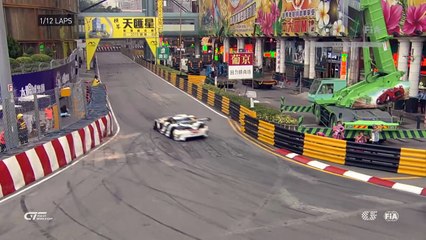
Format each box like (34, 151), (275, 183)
(0, 0), (19, 150)
(179, 0), (183, 75)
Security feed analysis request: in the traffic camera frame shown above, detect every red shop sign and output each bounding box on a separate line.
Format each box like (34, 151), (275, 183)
(229, 53), (253, 66)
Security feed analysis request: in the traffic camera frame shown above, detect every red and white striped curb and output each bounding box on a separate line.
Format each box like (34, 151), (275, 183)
(0, 113), (113, 198)
(276, 149), (426, 197)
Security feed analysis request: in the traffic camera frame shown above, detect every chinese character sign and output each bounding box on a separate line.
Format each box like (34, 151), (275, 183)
(228, 53), (253, 65)
(156, 47), (170, 60)
(84, 17), (158, 39)
(228, 53), (253, 80)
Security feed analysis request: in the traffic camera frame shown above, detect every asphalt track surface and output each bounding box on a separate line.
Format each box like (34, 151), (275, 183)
(0, 52), (425, 240)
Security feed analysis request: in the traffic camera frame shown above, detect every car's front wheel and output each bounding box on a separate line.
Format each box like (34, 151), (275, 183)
(153, 121), (158, 130)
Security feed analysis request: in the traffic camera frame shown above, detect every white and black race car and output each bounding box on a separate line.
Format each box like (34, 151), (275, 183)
(153, 114), (210, 141)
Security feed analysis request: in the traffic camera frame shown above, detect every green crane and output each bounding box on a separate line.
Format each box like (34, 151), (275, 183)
(306, 0), (408, 130)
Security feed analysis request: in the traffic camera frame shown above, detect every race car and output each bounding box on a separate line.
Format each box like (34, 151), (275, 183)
(153, 114), (210, 141)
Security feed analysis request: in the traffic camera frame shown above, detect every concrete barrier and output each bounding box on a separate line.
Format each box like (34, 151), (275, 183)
(0, 113), (113, 198)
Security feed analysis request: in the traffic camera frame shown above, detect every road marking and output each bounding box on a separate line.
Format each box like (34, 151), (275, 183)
(381, 176), (421, 180)
(0, 66), (121, 205)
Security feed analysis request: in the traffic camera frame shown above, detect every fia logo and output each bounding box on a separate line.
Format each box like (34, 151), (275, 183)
(383, 211), (399, 222)
(361, 210), (378, 221)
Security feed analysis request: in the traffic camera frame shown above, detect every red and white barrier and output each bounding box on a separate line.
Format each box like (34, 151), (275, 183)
(0, 113), (113, 198)
(96, 46), (121, 52)
(276, 149), (426, 197)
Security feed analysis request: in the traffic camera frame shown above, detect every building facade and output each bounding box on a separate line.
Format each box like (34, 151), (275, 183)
(198, 0), (426, 112)
(3, 0), (78, 58)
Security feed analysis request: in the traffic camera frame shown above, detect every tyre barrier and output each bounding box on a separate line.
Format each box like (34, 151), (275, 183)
(138, 59), (426, 177)
(0, 113), (113, 198)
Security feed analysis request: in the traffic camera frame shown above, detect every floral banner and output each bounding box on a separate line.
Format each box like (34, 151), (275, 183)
(198, 0), (426, 38)
(382, 0), (426, 36)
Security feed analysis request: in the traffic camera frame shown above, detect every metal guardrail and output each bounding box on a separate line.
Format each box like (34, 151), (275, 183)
(133, 57), (426, 177)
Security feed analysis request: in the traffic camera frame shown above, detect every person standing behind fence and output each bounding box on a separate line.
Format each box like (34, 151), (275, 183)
(17, 113), (28, 144)
(355, 131), (367, 143)
(419, 90), (426, 114)
(370, 125), (381, 144)
(332, 121), (345, 140)
(0, 130), (5, 152)
(92, 75), (100, 87)
(44, 106), (53, 131)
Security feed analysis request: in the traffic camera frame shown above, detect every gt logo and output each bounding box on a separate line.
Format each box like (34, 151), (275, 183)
(24, 211), (53, 221)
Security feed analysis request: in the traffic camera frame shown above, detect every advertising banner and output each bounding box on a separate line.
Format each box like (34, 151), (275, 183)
(12, 61), (75, 98)
(84, 17), (158, 39)
(352, 82), (410, 109)
(282, 0), (345, 36)
(228, 53), (254, 79)
(199, 0), (216, 35)
(229, 0), (259, 36)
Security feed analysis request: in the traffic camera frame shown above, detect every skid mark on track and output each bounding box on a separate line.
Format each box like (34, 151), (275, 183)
(20, 196), (57, 240)
(52, 201), (114, 240)
(102, 180), (203, 240)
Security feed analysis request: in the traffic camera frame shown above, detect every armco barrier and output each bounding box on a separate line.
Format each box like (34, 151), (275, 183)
(274, 125), (305, 155)
(304, 134), (347, 165)
(257, 120), (275, 146)
(137, 59), (426, 177)
(222, 97), (230, 115)
(0, 113), (113, 198)
(398, 148), (426, 176)
(244, 115), (259, 139)
(345, 142), (399, 172)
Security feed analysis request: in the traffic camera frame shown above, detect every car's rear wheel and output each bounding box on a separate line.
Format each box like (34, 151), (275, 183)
(170, 128), (177, 140)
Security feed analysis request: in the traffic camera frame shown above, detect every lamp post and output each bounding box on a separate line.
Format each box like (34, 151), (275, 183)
(0, 0), (19, 150)
(179, 0), (183, 75)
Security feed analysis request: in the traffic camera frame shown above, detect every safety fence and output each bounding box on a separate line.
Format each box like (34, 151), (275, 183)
(137, 59), (426, 177)
(0, 82), (89, 153)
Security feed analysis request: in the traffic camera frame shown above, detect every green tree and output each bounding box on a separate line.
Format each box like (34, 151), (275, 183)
(25, 46), (35, 55)
(7, 36), (22, 59)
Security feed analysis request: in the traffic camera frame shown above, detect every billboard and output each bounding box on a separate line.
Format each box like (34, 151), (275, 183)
(228, 53), (254, 79)
(84, 17), (159, 69)
(12, 61), (75, 98)
(228, 0), (259, 36)
(84, 17), (158, 39)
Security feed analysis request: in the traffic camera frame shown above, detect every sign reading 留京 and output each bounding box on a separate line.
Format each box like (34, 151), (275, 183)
(228, 53), (253, 80)
(84, 17), (159, 70)
(157, 47), (170, 60)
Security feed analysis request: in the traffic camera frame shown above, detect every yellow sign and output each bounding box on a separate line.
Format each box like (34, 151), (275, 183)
(86, 38), (100, 70)
(84, 17), (158, 39)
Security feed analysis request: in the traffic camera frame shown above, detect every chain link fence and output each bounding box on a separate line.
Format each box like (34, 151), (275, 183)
(11, 50), (79, 74)
(0, 81), (88, 153)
